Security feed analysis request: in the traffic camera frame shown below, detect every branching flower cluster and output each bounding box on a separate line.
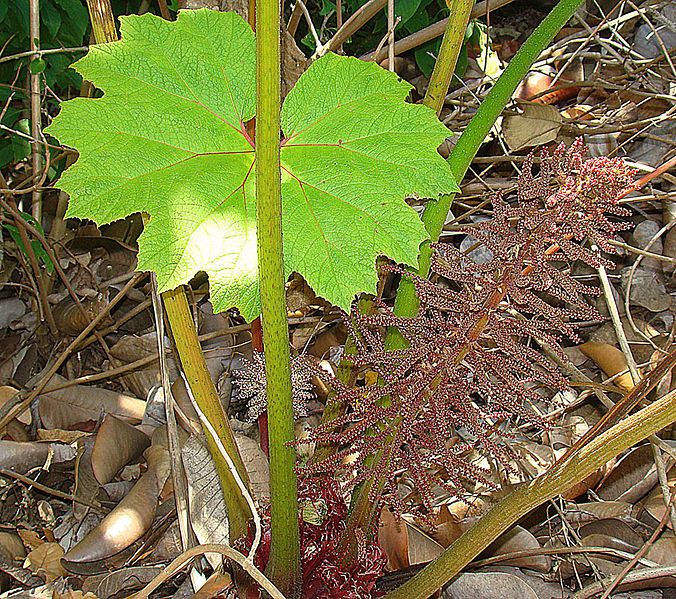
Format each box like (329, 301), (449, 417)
(232, 351), (315, 422)
(302, 140), (635, 517)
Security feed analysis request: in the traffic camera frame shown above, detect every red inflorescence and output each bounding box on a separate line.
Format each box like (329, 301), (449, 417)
(231, 351), (316, 422)
(243, 477), (387, 599)
(300, 140), (636, 519)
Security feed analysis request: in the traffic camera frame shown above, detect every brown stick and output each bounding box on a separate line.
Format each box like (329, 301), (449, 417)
(0, 469), (106, 512)
(0, 198), (116, 363)
(5, 199), (57, 335)
(363, 0), (515, 62)
(323, 0), (389, 54)
(287, 1), (302, 36)
(29, 0), (43, 222)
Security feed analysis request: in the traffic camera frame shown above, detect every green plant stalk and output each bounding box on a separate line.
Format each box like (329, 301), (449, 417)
(424, 0), (474, 116)
(343, 0), (473, 546)
(385, 0), (473, 349)
(81, 0), (254, 543)
(392, 0), (585, 323)
(85, 0), (118, 43)
(162, 288), (253, 540)
(255, 0), (301, 592)
(385, 385), (676, 599)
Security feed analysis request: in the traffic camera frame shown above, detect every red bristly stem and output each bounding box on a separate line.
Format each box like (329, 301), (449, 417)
(616, 155), (676, 200)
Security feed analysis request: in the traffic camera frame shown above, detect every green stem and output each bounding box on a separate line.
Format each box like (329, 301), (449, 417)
(392, 0), (585, 324)
(386, 0), (474, 349)
(255, 0), (301, 593)
(162, 288), (253, 541)
(424, 0), (474, 116)
(385, 385), (676, 599)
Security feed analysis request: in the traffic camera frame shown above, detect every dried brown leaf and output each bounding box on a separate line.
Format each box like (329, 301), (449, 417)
(486, 526), (551, 572)
(0, 440), (76, 474)
(73, 437), (104, 520)
(378, 507), (409, 570)
(640, 467), (676, 529)
(566, 501), (634, 523)
(425, 505), (465, 548)
(16, 529), (43, 553)
(579, 519), (644, 550)
(402, 517), (445, 565)
(36, 429), (88, 443)
(579, 341), (637, 390)
(0, 532), (26, 560)
(235, 432), (270, 502)
(24, 542), (66, 582)
(182, 434), (230, 550)
(645, 534), (676, 566)
(562, 467), (607, 500)
(581, 533), (640, 555)
(39, 374), (145, 430)
(0, 386), (31, 425)
(91, 414), (150, 485)
(503, 103), (562, 151)
(597, 444), (663, 503)
(63, 438), (171, 564)
(109, 334), (169, 399)
(442, 570), (540, 599)
(81, 565), (164, 598)
(193, 572), (233, 598)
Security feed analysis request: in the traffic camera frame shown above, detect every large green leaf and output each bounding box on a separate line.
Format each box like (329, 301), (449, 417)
(46, 9), (457, 320)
